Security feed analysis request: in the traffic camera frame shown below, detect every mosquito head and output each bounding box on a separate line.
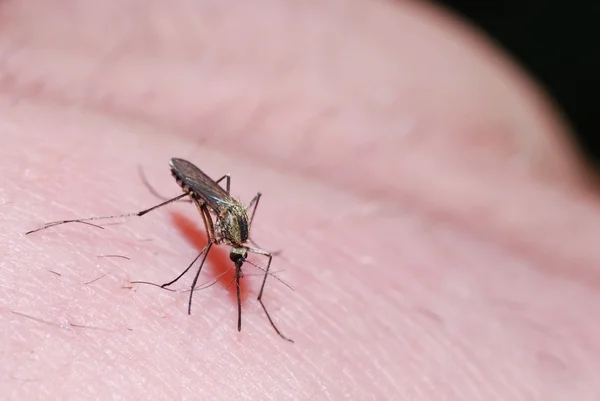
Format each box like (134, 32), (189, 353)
(230, 246), (248, 267)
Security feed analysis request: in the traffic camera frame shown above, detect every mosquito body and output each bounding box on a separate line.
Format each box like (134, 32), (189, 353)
(171, 158), (252, 258)
(26, 158), (293, 343)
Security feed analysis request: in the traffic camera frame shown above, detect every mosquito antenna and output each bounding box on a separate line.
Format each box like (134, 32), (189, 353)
(132, 269), (228, 293)
(224, 272), (236, 292)
(245, 259), (294, 291)
(134, 268), (283, 293)
(180, 270), (231, 293)
(243, 269), (285, 277)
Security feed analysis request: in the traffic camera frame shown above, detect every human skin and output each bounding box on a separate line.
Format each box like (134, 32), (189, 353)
(1, 0), (600, 399)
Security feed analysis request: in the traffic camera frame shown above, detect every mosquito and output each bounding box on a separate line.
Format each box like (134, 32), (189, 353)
(26, 158), (293, 342)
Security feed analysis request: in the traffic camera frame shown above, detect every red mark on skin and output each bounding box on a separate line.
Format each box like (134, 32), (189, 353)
(170, 211), (249, 305)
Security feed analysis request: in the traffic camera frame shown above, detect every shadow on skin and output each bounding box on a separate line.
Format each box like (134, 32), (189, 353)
(170, 211), (249, 305)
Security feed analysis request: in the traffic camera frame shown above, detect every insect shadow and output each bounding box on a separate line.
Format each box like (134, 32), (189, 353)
(26, 158), (293, 342)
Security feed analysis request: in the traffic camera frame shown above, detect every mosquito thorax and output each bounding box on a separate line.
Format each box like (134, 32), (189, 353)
(216, 204), (249, 244)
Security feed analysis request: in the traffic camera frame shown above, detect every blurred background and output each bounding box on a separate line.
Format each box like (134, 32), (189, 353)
(436, 1), (600, 169)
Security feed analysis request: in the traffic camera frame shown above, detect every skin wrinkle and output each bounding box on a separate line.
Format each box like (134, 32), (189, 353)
(0, 51), (580, 189)
(299, 211), (525, 397)
(300, 146), (600, 290)
(260, 170), (596, 396)
(396, 211), (592, 396)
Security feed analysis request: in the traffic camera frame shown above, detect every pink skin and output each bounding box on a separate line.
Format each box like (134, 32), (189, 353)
(1, 0), (599, 399)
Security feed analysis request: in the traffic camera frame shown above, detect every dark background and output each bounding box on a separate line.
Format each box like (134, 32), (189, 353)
(436, 1), (599, 168)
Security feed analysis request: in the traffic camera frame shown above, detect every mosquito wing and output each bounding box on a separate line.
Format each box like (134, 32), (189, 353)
(169, 158), (236, 213)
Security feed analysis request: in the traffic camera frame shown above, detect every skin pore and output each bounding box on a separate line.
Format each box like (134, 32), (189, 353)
(1, 0), (599, 399)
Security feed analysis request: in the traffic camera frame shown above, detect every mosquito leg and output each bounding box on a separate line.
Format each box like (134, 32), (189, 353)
(248, 238), (282, 256)
(246, 192), (262, 229)
(155, 241), (213, 288)
(214, 174), (231, 193)
(186, 242), (214, 315)
(25, 192), (190, 235)
(245, 192), (270, 251)
(138, 165), (192, 203)
(247, 246), (293, 343)
(132, 201), (216, 304)
(192, 199), (216, 243)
